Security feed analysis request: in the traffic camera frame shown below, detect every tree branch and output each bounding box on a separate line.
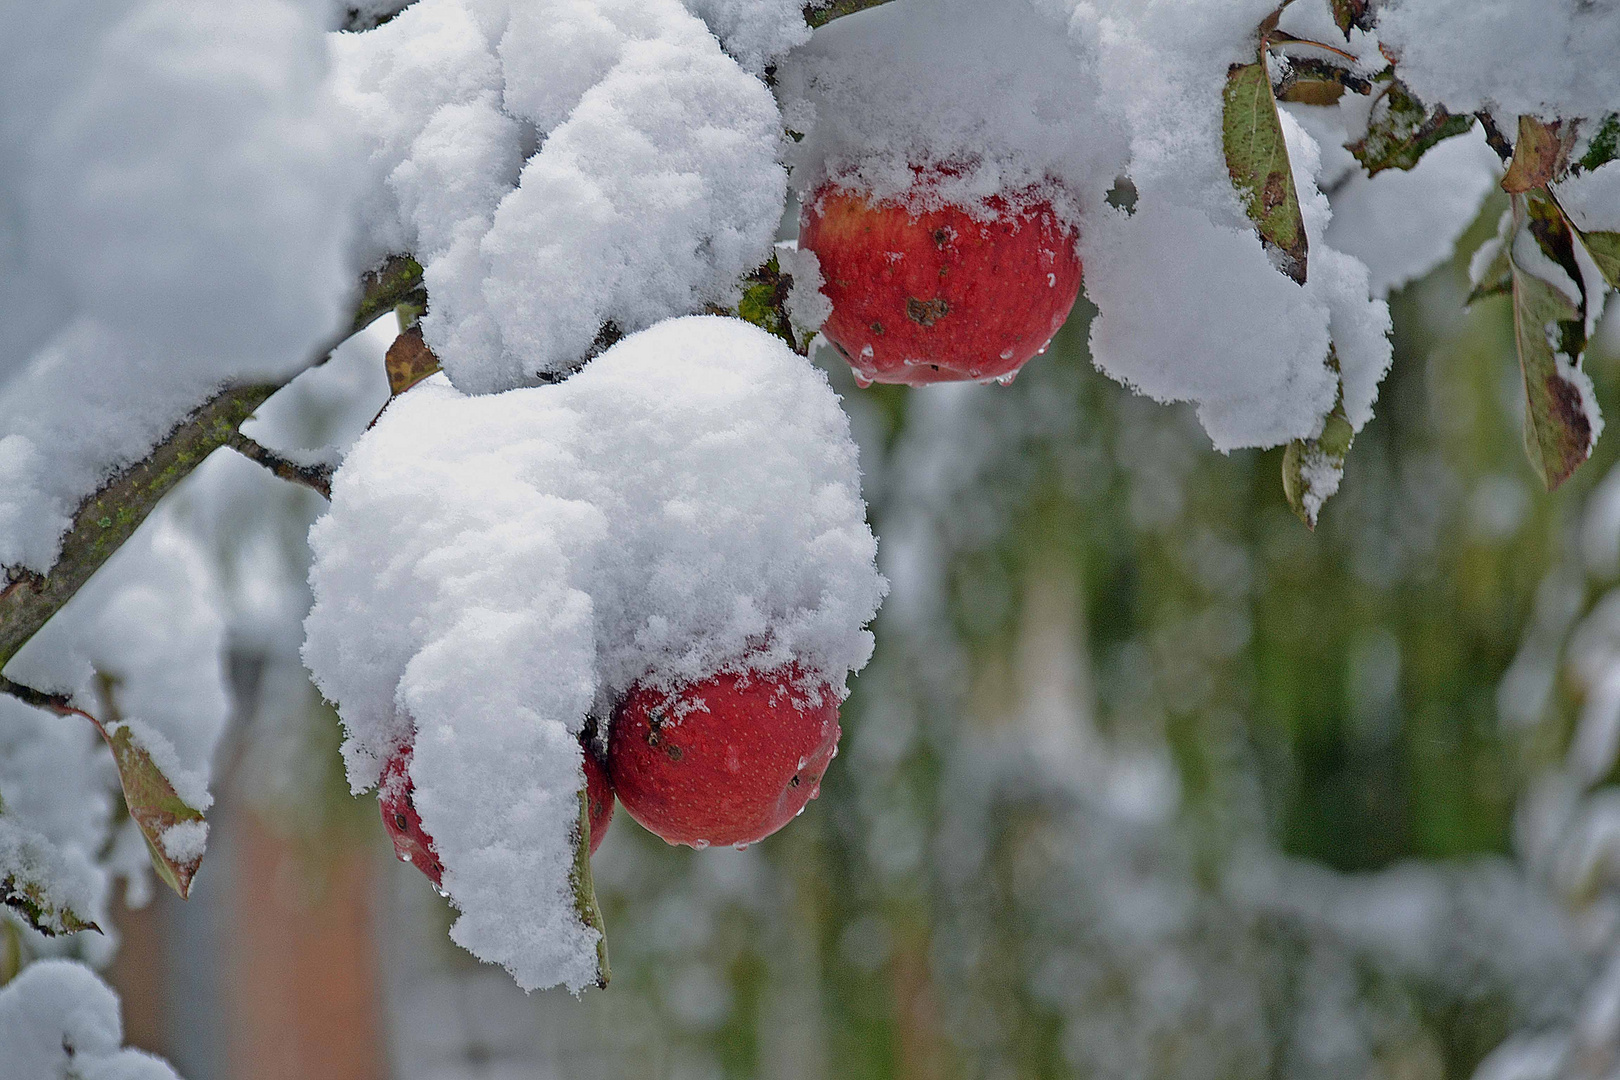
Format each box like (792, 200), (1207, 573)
(0, 256), (423, 674)
(804, 0), (895, 29)
(226, 434), (333, 499)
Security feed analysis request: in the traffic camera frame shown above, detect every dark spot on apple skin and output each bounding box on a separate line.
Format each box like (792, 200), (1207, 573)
(933, 228), (950, 247)
(788, 774), (801, 788)
(906, 297), (950, 326)
(394, 813), (408, 831)
(870, 321), (884, 335)
(665, 744), (683, 762)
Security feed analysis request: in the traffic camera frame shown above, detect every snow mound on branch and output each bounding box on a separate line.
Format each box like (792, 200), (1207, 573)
(779, 0), (1393, 451)
(1379, 0), (1620, 121)
(334, 0), (788, 394)
(0, 960), (182, 1079)
(0, 0), (358, 575)
(303, 316), (884, 990)
(683, 0), (812, 73)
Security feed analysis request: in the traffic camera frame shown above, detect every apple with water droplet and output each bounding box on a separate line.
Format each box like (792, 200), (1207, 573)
(607, 667), (841, 849)
(380, 732), (615, 887)
(798, 169), (1082, 387)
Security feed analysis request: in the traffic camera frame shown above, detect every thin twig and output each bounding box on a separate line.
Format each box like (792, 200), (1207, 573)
(227, 433), (333, 500)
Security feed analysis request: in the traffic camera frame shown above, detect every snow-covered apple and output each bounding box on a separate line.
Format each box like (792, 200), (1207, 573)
(607, 667), (841, 849)
(798, 172), (1082, 386)
(381, 734), (615, 886)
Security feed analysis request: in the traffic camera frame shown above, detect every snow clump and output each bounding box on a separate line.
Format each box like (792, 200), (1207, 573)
(303, 316), (885, 991)
(0, 960), (183, 1079)
(333, 0), (788, 394)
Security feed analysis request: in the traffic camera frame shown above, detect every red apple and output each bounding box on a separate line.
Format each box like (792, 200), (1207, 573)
(798, 171), (1082, 386)
(607, 667), (840, 849)
(380, 732), (615, 885)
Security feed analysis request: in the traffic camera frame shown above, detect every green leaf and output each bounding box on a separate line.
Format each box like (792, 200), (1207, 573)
(1578, 230), (1620, 290)
(1502, 116), (1574, 194)
(1224, 59), (1309, 283)
(1281, 359), (1354, 529)
(1348, 76), (1475, 177)
(96, 720), (208, 899)
(1510, 192), (1598, 490)
(1577, 114), (1620, 173)
(570, 785), (610, 988)
(1467, 221), (1514, 305)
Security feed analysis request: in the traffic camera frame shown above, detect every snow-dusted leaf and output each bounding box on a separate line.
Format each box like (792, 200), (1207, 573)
(804, 0), (895, 29)
(1224, 59), (1308, 283)
(1511, 192), (1599, 490)
(1502, 116), (1576, 195)
(93, 720), (207, 899)
(1577, 114), (1620, 174)
(1282, 361), (1354, 530)
(0, 812), (99, 937)
(1348, 75), (1474, 178)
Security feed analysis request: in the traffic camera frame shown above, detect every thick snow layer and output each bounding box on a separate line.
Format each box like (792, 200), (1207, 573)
(304, 316), (884, 990)
(0, 960), (182, 1080)
(335, 0), (787, 394)
(1324, 128), (1501, 297)
(1559, 162), (1620, 235)
(684, 0), (811, 73)
(781, 0), (1392, 451)
(1379, 0), (1620, 122)
(0, 0), (358, 575)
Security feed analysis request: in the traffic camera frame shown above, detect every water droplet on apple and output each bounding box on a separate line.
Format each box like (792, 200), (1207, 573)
(795, 805), (806, 817)
(435, 887), (449, 898)
(853, 371), (873, 388)
(401, 852), (412, 863)
(693, 839), (710, 850)
(733, 842), (750, 851)
(809, 785), (821, 799)
(995, 370), (1018, 386)
(999, 348), (1014, 360)
(967, 367), (982, 378)
(797, 756), (809, 770)
(1047, 273), (1056, 287)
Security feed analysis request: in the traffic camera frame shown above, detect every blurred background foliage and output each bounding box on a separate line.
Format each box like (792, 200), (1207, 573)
(95, 194), (1620, 1080)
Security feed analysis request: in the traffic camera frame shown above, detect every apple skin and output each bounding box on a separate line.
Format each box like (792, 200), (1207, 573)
(379, 745), (444, 887)
(380, 734), (615, 886)
(607, 668), (840, 849)
(798, 176), (1082, 386)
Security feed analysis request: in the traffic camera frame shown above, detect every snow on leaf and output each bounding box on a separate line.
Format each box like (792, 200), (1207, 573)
(0, 824), (100, 938)
(1282, 354), (1354, 530)
(1510, 192), (1601, 490)
(1347, 75), (1475, 178)
(94, 720), (207, 900)
(1224, 57), (1309, 283)
(1577, 115), (1620, 174)
(1273, 59), (1372, 107)
(1502, 116), (1576, 195)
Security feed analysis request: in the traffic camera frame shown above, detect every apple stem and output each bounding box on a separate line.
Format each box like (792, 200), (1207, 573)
(570, 786), (611, 988)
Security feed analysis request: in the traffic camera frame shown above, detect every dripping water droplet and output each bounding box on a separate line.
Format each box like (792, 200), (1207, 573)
(733, 842), (750, 851)
(852, 371), (873, 388)
(995, 370), (1018, 386)
(999, 348), (1014, 360)
(693, 839), (710, 850)
(401, 852), (412, 863)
